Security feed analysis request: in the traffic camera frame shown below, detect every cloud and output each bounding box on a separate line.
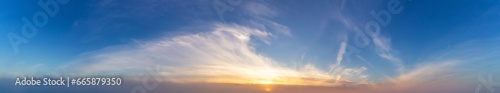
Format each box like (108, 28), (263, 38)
(328, 1), (405, 74)
(61, 23), (369, 86)
(47, 60), (473, 93)
(335, 35), (348, 65)
(335, 41), (347, 65)
(392, 61), (461, 87)
(242, 2), (292, 36)
(340, 0), (347, 10)
(244, 2), (277, 17)
(372, 36), (405, 73)
(369, 61), (471, 93)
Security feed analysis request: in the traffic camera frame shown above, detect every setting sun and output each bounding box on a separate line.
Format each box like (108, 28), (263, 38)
(265, 87), (272, 92)
(261, 83), (274, 92)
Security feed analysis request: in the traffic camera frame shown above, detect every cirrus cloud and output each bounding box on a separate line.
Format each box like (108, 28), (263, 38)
(60, 23), (369, 86)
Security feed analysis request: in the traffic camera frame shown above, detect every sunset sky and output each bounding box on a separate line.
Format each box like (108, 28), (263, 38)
(1, 0), (500, 93)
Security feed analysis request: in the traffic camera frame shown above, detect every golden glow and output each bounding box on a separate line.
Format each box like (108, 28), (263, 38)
(262, 83), (273, 92)
(79, 24), (370, 87)
(265, 87), (272, 92)
(161, 61), (369, 87)
(260, 80), (274, 85)
(164, 66), (369, 86)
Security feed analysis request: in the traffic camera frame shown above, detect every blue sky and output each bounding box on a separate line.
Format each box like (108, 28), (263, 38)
(1, 0), (500, 93)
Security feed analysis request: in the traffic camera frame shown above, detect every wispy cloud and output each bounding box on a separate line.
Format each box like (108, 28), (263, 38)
(360, 60), (472, 93)
(372, 36), (405, 73)
(340, 0), (347, 10)
(244, 2), (277, 17)
(61, 23), (369, 86)
(328, 0), (405, 74)
(335, 35), (348, 65)
(243, 2), (292, 36)
(392, 61), (462, 87)
(335, 41), (347, 65)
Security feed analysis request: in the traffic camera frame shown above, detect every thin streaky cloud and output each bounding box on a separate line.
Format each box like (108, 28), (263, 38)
(62, 23), (370, 86)
(372, 35), (405, 73)
(335, 40), (347, 65)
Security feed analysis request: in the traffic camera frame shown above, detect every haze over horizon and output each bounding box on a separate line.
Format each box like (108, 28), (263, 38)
(1, 0), (500, 93)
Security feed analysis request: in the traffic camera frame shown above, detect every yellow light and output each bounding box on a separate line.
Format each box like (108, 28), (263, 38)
(264, 87), (272, 92)
(261, 81), (273, 92)
(260, 80), (274, 85)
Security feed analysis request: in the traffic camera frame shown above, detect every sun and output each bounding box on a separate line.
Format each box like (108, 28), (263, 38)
(265, 87), (272, 92)
(260, 80), (274, 92)
(262, 84), (273, 92)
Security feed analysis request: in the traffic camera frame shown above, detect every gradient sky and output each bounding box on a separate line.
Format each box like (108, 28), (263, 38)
(1, 0), (500, 93)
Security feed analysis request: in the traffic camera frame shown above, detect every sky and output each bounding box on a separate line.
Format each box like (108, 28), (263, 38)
(1, 0), (500, 93)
